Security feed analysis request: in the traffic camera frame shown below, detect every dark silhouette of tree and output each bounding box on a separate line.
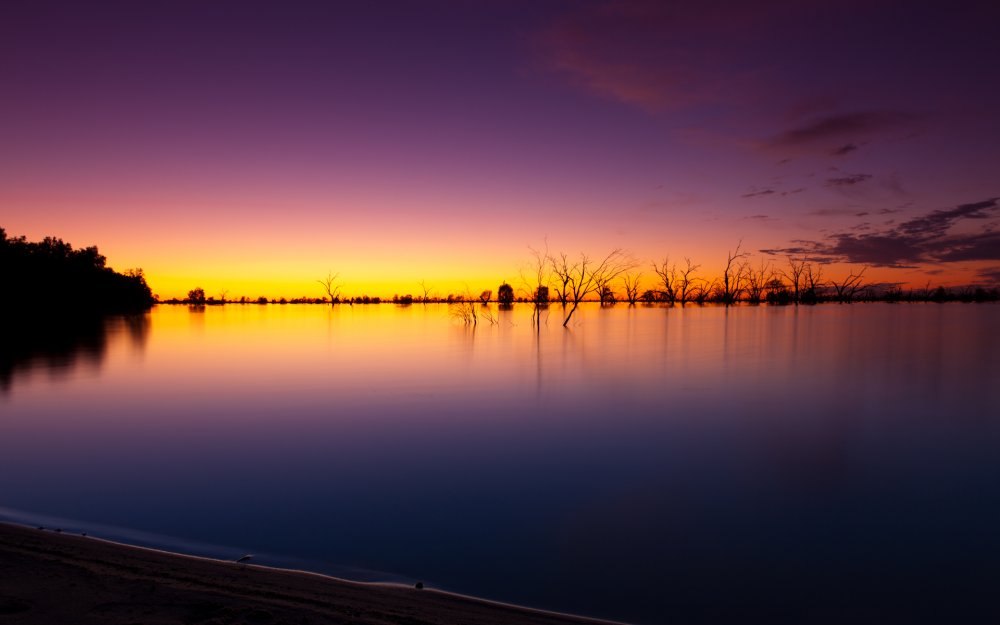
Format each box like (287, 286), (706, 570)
(418, 279), (434, 303)
(831, 266), (869, 303)
(497, 282), (515, 306)
(521, 243), (552, 325)
(317, 271), (341, 305)
(450, 289), (479, 325)
(479, 290), (492, 304)
(744, 259), (774, 304)
(549, 249), (632, 326)
(549, 252), (574, 305)
(802, 263), (825, 304)
(719, 241), (749, 305)
(781, 257), (807, 304)
(1, 228), (154, 313)
(677, 258), (700, 305)
(621, 271), (642, 305)
(598, 284), (617, 304)
(652, 256), (677, 303)
(187, 288), (206, 304)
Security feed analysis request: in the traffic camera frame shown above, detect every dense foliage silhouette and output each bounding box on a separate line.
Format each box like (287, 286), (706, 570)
(1, 228), (154, 313)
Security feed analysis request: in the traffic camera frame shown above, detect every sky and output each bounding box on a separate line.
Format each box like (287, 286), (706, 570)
(2, 0), (999, 299)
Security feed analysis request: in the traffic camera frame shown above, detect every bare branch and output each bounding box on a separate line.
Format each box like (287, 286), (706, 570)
(317, 271), (341, 305)
(621, 271), (643, 305)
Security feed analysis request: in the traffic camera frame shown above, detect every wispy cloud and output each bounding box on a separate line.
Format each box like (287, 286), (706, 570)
(770, 111), (914, 147)
(763, 110), (918, 157)
(977, 266), (1000, 284)
(536, 0), (797, 112)
(742, 186), (805, 199)
(825, 173), (872, 187)
(762, 197), (1000, 266)
(830, 143), (859, 156)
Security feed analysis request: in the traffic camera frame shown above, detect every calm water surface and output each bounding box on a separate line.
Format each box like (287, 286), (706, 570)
(2, 303), (999, 624)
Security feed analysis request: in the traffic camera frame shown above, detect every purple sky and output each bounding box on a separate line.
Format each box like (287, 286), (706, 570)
(2, 0), (998, 297)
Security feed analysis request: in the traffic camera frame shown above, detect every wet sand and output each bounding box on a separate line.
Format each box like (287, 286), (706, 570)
(0, 523), (622, 625)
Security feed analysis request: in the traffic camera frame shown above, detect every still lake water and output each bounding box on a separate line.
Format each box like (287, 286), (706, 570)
(2, 303), (999, 624)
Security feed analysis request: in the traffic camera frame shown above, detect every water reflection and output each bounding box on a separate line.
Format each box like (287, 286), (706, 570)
(0, 313), (149, 394)
(0, 303), (998, 624)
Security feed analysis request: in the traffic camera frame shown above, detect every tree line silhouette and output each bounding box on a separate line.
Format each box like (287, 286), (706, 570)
(169, 241), (998, 328)
(2, 228), (154, 314)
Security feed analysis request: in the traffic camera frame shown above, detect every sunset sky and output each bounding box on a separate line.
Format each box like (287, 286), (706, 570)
(3, 1), (998, 299)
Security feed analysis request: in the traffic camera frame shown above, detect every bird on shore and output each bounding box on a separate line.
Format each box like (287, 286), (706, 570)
(236, 554), (253, 564)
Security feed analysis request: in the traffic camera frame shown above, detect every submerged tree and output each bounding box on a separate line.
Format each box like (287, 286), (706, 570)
(497, 282), (515, 306)
(521, 242), (553, 325)
(831, 266), (869, 303)
(549, 249), (633, 326)
(652, 256), (677, 303)
(744, 259), (774, 304)
(718, 241), (749, 305)
(317, 271), (341, 305)
(621, 271), (643, 305)
(677, 258), (700, 305)
(781, 257), (807, 304)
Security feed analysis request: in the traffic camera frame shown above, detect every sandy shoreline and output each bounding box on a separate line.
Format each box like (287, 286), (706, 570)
(0, 522), (624, 625)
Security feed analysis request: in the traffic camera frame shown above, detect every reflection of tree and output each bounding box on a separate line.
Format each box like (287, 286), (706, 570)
(0, 313), (150, 394)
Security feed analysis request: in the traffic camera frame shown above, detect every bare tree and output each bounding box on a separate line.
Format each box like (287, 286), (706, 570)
(317, 271), (341, 305)
(450, 290), (478, 325)
(802, 263), (825, 303)
(479, 290), (492, 304)
(831, 266), (868, 303)
(744, 259), (774, 304)
(781, 257), (807, 304)
(719, 241), (749, 305)
(621, 271), (643, 305)
(652, 256), (677, 303)
(597, 282), (617, 304)
(554, 249), (633, 326)
(549, 252), (575, 305)
(521, 242), (551, 325)
(693, 278), (716, 304)
(418, 279), (434, 303)
(218, 289), (229, 304)
(677, 258), (700, 305)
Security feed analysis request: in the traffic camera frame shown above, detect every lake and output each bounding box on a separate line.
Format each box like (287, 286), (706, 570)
(2, 302), (999, 624)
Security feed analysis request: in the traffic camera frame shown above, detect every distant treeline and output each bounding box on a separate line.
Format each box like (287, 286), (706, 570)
(1, 228), (154, 313)
(171, 245), (998, 324)
(168, 284), (1000, 307)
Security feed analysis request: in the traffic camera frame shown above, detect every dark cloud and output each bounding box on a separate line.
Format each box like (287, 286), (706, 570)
(743, 186), (804, 198)
(744, 214), (772, 220)
(825, 173), (872, 187)
(762, 197), (1000, 266)
(977, 266), (1000, 284)
(742, 188), (776, 198)
(897, 199), (997, 237)
(831, 143), (858, 156)
(807, 207), (861, 217)
(768, 110), (915, 149)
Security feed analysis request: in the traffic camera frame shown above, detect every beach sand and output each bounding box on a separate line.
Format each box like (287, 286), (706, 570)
(0, 523), (620, 625)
